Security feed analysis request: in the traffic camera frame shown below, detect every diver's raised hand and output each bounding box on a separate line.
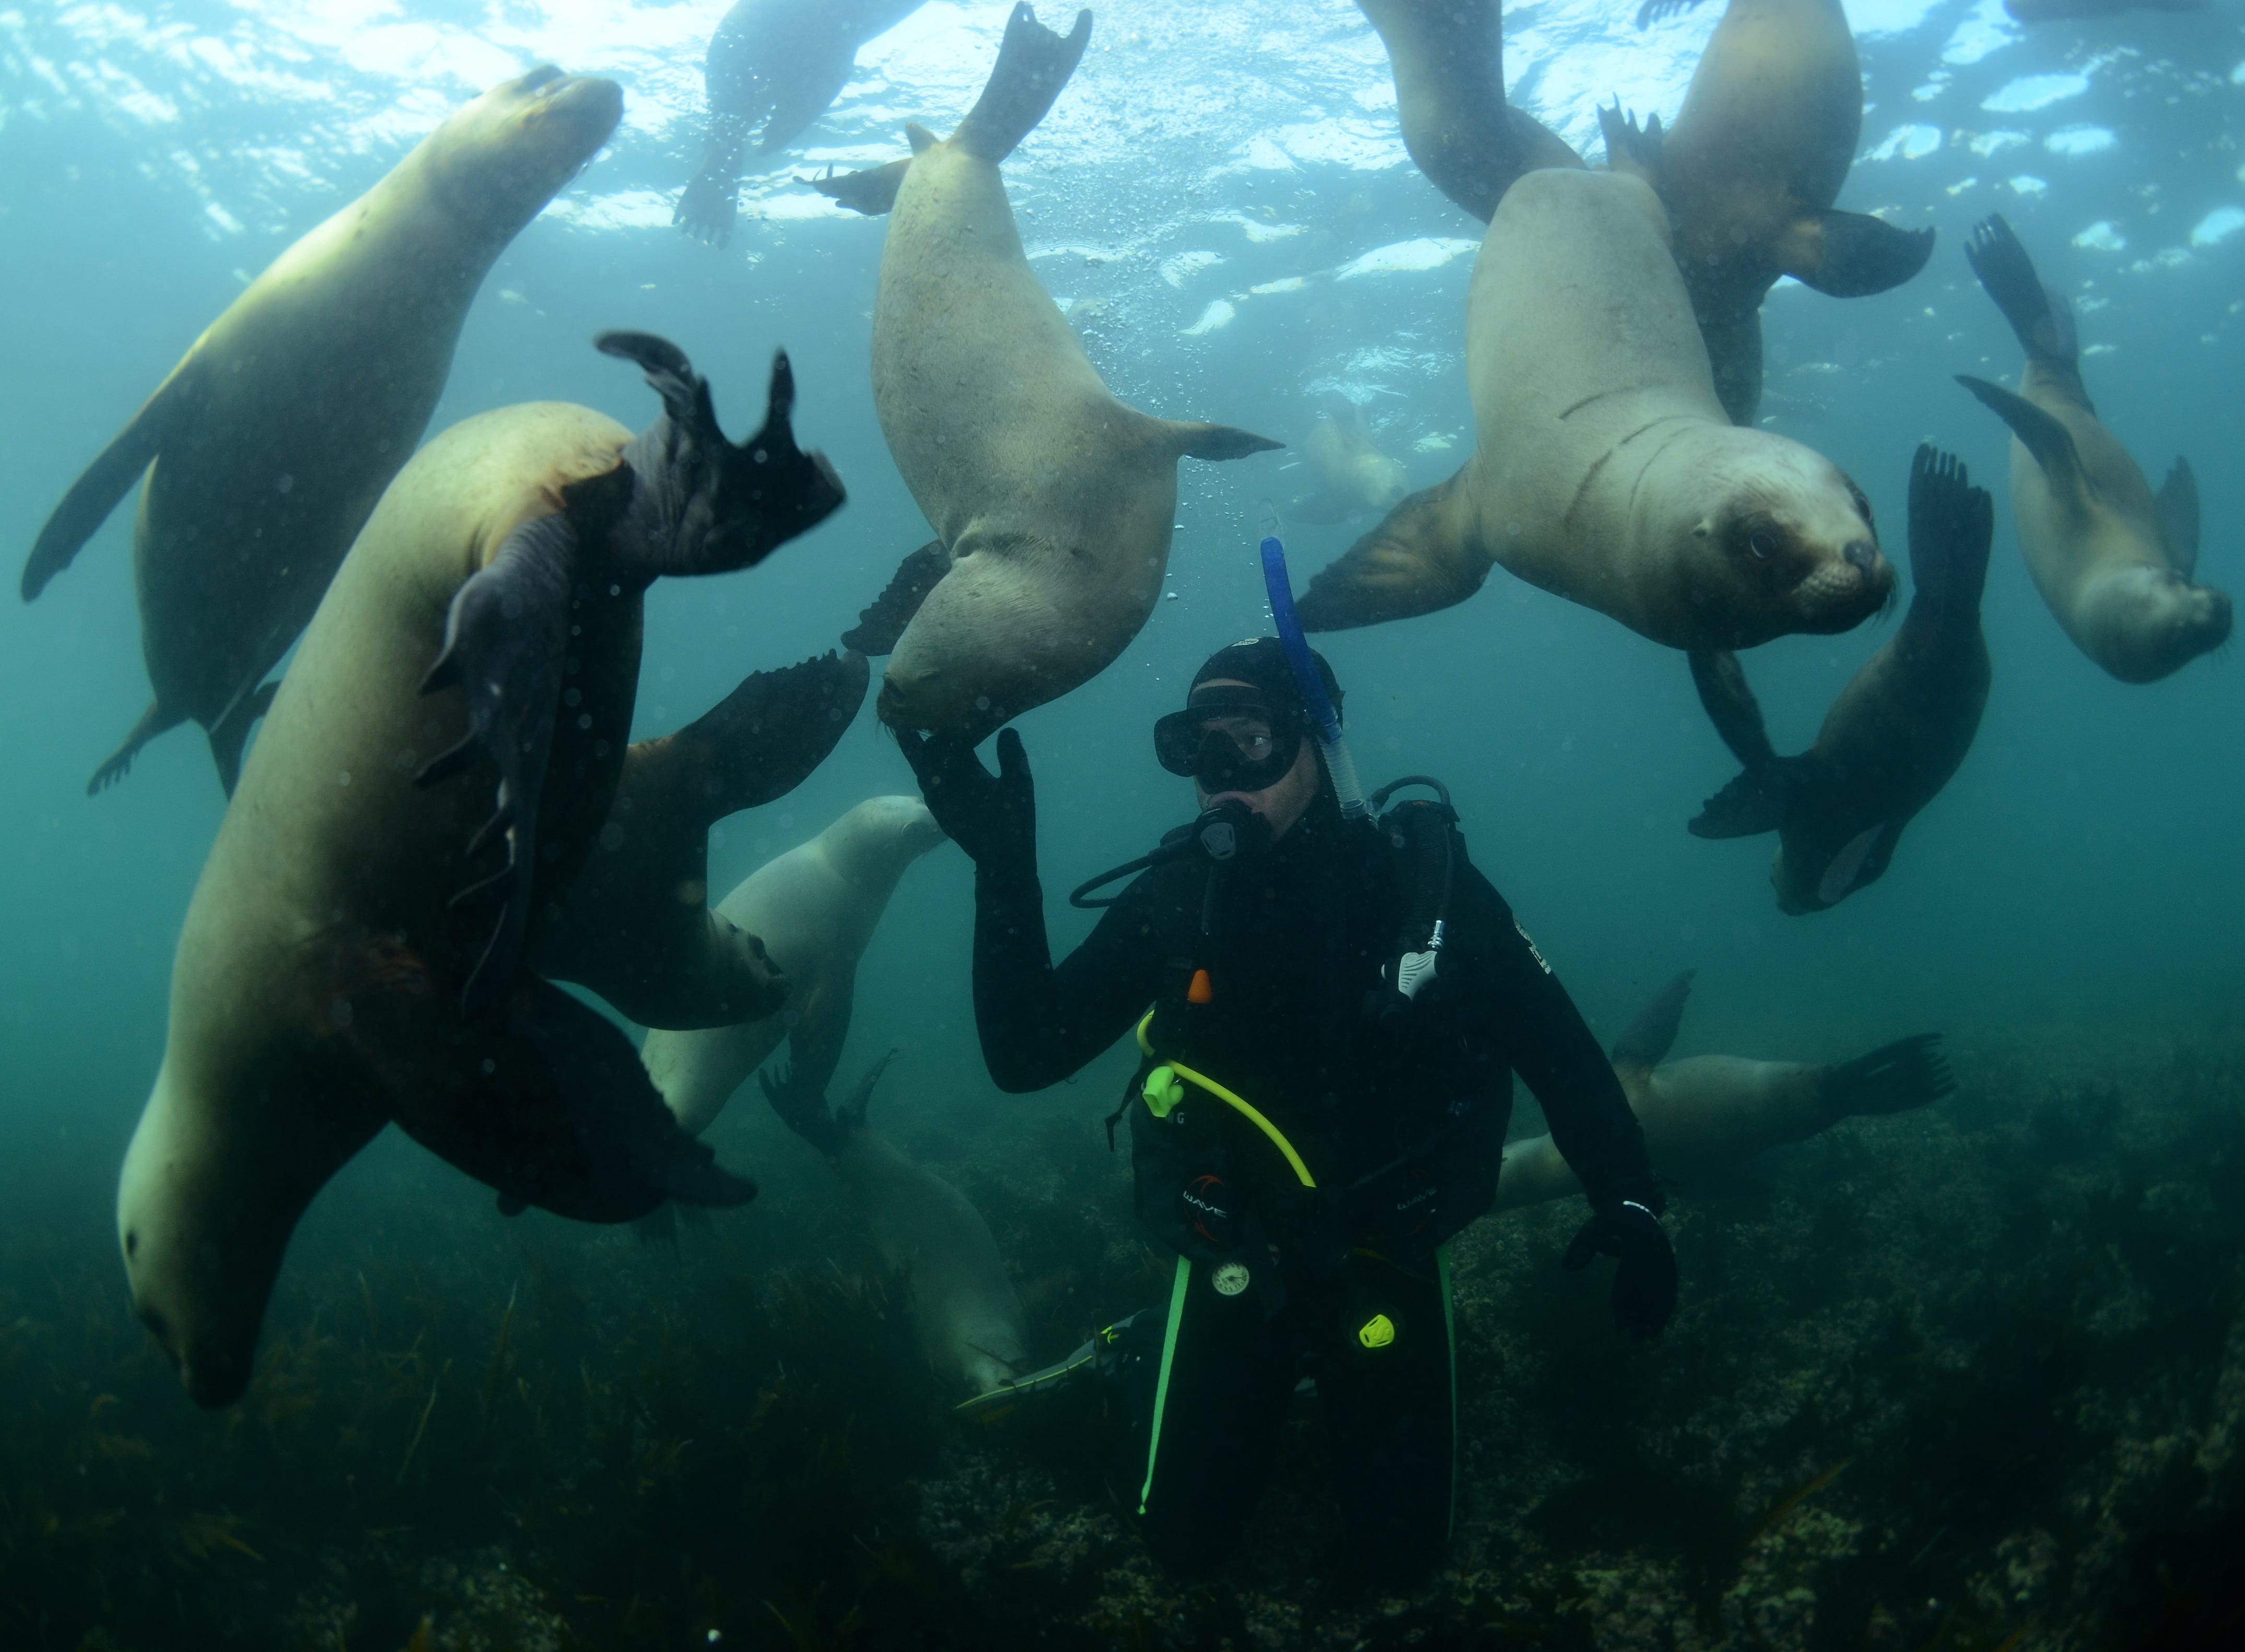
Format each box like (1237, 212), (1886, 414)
(1563, 1183), (1677, 1340)
(897, 726), (1037, 870)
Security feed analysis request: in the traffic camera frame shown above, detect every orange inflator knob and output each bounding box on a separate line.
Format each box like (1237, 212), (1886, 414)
(1187, 969), (1214, 1005)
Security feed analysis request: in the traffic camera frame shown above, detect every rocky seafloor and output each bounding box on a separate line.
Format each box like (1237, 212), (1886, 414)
(5, 1016), (2243, 1651)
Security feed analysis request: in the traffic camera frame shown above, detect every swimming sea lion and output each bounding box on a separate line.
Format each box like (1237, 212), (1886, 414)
(825, 4), (1281, 741)
(1297, 168), (1889, 650)
(1689, 445), (1992, 915)
(1957, 215), (2229, 682)
(1495, 971), (1951, 1210)
(2002, 0), (2199, 18)
(22, 68), (624, 795)
(1289, 395), (1412, 524)
(1604, 0), (1934, 426)
(643, 794), (948, 1135)
(1354, 0), (1584, 222)
(676, 0), (924, 245)
(764, 1051), (1029, 1394)
(116, 333), (844, 1406)
(534, 651), (868, 1030)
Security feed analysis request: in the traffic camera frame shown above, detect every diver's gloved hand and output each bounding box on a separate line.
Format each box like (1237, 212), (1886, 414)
(1562, 1183), (1676, 1341)
(897, 726), (1036, 870)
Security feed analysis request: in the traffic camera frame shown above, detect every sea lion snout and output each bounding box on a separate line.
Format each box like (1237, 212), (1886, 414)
(2090, 569), (2235, 682)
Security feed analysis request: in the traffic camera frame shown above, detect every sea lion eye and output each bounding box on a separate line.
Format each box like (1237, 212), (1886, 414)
(1747, 530), (1778, 561)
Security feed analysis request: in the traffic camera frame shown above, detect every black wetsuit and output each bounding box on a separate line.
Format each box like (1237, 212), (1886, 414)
(971, 789), (1657, 1582)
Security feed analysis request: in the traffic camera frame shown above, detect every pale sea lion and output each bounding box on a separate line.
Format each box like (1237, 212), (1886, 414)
(676, 0), (924, 246)
(1289, 395), (1412, 524)
(1690, 445), (1993, 915)
(1957, 215), (2229, 682)
(643, 794), (948, 1135)
(22, 68), (623, 795)
(1495, 971), (1951, 1210)
(821, 4), (1282, 741)
(116, 333), (844, 1406)
(1605, 0), (1934, 426)
(1297, 168), (1889, 651)
(535, 651), (868, 1030)
(763, 1051), (1029, 1394)
(1354, 0), (1584, 222)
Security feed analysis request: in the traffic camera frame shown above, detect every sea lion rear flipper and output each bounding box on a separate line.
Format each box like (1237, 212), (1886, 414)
(1597, 103), (1663, 186)
(86, 700), (184, 797)
(2157, 457), (2200, 579)
(949, 4), (1093, 168)
(1954, 375), (2086, 493)
(1161, 421), (1285, 463)
(1689, 767), (1790, 839)
(416, 510), (578, 1017)
(206, 678), (281, 798)
(1906, 444), (1994, 614)
(1778, 210), (1935, 300)
(22, 369), (193, 601)
(1818, 1032), (1952, 1121)
(1611, 970), (1694, 1075)
(843, 540), (953, 653)
(677, 114), (751, 246)
(1295, 477), (1484, 631)
(811, 157), (913, 216)
(661, 648), (871, 820)
(1687, 650), (1779, 774)
(1963, 214), (2073, 363)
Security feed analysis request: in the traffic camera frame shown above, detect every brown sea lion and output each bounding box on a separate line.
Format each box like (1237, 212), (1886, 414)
(1605, 0), (1935, 425)
(22, 68), (624, 795)
(1690, 445), (1993, 915)
(114, 333), (844, 1406)
(1290, 395), (1413, 524)
(2003, 0), (2200, 18)
(819, 4), (1281, 741)
(1297, 168), (1889, 651)
(1957, 214), (2229, 682)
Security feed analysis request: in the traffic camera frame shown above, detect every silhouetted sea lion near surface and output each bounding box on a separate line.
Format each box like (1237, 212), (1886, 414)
(1354, 0), (1584, 222)
(21, 68), (623, 796)
(819, 4), (1282, 741)
(1297, 168), (1889, 651)
(1957, 215), (2229, 682)
(1690, 445), (1993, 915)
(1606, 0), (1934, 426)
(676, 0), (924, 245)
(114, 333), (843, 1407)
(2003, 0), (2199, 17)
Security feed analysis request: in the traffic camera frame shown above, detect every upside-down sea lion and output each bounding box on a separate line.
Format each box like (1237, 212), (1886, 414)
(116, 333), (844, 1406)
(1604, 0), (1934, 426)
(22, 68), (623, 795)
(1296, 168), (1889, 650)
(642, 794), (948, 1135)
(1689, 445), (1993, 915)
(1495, 971), (1951, 1210)
(1354, 0), (1584, 222)
(1957, 215), (2229, 682)
(821, 4), (1281, 742)
(675, 0), (924, 245)
(1290, 395), (1412, 524)
(534, 651), (868, 1030)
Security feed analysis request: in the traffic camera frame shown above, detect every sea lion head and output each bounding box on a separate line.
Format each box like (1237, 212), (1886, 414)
(1692, 442), (1892, 644)
(429, 66), (623, 229)
(2086, 567), (2234, 683)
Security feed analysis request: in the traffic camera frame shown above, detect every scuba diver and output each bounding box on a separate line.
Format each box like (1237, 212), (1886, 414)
(897, 632), (1675, 1586)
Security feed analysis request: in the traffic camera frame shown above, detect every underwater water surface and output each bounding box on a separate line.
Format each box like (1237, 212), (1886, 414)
(2, 0), (2242, 1646)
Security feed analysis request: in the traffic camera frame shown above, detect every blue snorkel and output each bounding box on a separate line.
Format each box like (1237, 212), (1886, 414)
(1258, 509), (1366, 819)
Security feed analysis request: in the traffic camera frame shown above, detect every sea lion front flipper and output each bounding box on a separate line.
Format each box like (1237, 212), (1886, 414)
(1597, 103), (1663, 186)
(2157, 457), (2200, 579)
(1817, 1032), (1952, 1121)
(416, 510), (578, 1017)
(1611, 970), (1695, 1079)
(1687, 650), (1779, 773)
(759, 1057), (845, 1156)
(86, 700), (185, 796)
(811, 157), (913, 216)
(1160, 421), (1286, 463)
(1954, 375), (2088, 498)
(1778, 210), (1935, 300)
(206, 679), (281, 799)
(949, 4), (1093, 168)
(843, 540), (953, 653)
(22, 367), (195, 600)
(663, 648), (870, 819)
(1687, 650), (1812, 838)
(1295, 476), (1484, 631)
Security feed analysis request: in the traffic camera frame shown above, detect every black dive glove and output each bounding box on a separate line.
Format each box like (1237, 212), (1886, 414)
(897, 726), (1037, 869)
(1563, 1184), (1676, 1341)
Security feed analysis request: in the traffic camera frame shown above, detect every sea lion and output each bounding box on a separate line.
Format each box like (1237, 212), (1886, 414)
(1689, 445), (1993, 915)
(676, 0), (925, 246)
(642, 794), (948, 1135)
(763, 1051), (1029, 1394)
(533, 651), (868, 1030)
(1604, 0), (1935, 426)
(22, 68), (624, 796)
(1289, 395), (1412, 524)
(2003, 0), (2199, 18)
(1957, 215), (2229, 682)
(1494, 971), (1951, 1210)
(821, 4), (1282, 741)
(116, 333), (845, 1406)
(1296, 168), (1889, 651)
(1354, 0), (1584, 222)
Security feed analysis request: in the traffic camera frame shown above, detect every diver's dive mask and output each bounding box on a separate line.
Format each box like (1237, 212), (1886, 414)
(1153, 686), (1306, 796)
